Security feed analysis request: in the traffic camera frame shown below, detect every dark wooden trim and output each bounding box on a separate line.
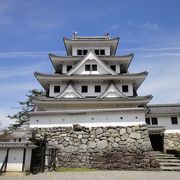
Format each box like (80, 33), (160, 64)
(22, 148), (26, 172)
(4, 148), (9, 172)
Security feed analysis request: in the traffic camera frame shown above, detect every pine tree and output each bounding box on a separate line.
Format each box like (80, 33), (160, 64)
(8, 89), (44, 130)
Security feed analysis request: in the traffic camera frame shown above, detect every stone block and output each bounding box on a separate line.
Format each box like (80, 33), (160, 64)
(108, 137), (114, 143)
(129, 132), (141, 140)
(112, 142), (119, 148)
(88, 141), (96, 149)
(120, 128), (126, 135)
(81, 138), (88, 144)
(97, 140), (108, 150)
(121, 133), (128, 141)
(96, 128), (103, 135)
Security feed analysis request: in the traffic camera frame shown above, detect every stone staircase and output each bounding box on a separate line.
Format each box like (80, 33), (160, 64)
(151, 151), (180, 171)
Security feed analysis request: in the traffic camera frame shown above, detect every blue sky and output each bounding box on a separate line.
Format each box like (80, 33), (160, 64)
(1, 0), (180, 128)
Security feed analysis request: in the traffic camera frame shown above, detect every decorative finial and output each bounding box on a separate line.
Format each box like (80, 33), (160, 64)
(105, 32), (110, 39)
(73, 31), (78, 39)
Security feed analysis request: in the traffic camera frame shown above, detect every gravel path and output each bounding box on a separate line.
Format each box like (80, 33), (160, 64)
(1, 171), (180, 180)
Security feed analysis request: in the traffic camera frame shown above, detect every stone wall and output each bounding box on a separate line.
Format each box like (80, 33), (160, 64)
(164, 133), (180, 150)
(33, 125), (159, 170)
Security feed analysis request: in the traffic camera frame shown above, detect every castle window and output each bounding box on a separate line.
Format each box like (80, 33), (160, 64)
(151, 118), (158, 125)
(83, 50), (88, 55)
(67, 65), (72, 71)
(54, 86), (60, 93)
(85, 64), (91, 71)
(171, 117), (178, 125)
(95, 49), (105, 55)
(77, 49), (82, 55)
(92, 64), (97, 71)
(100, 49), (105, 55)
(110, 65), (116, 71)
(145, 118), (150, 125)
(95, 85), (101, 93)
(122, 85), (129, 92)
(95, 49), (99, 55)
(77, 49), (88, 56)
(82, 86), (88, 93)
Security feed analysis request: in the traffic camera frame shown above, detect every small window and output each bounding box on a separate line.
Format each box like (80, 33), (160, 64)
(85, 64), (91, 71)
(95, 85), (101, 93)
(77, 49), (82, 55)
(100, 49), (105, 55)
(82, 86), (88, 93)
(83, 50), (88, 55)
(95, 49), (99, 55)
(145, 118), (150, 125)
(151, 118), (158, 125)
(19, 138), (21, 142)
(54, 86), (60, 93)
(171, 117), (178, 125)
(122, 85), (129, 92)
(92, 64), (97, 71)
(120, 117), (123, 119)
(110, 65), (116, 71)
(67, 65), (72, 71)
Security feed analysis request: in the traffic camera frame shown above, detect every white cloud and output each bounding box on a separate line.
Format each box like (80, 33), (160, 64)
(137, 21), (160, 31)
(0, 108), (15, 129)
(0, 50), (63, 58)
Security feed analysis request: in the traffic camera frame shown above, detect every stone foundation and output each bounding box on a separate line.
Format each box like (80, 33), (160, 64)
(164, 133), (180, 150)
(33, 125), (159, 170)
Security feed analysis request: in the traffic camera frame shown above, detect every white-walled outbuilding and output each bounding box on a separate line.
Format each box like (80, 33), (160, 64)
(0, 142), (36, 174)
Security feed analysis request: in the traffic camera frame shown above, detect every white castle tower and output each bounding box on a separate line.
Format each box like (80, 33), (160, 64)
(30, 33), (152, 128)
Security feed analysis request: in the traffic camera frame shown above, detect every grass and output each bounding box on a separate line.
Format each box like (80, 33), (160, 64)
(56, 167), (97, 172)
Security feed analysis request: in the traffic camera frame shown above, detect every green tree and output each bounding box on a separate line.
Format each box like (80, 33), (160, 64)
(8, 89), (44, 130)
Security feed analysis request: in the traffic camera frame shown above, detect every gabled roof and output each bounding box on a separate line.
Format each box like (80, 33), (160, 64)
(63, 37), (119, 56)
(56, 84), (84, 99)
(49, 53), (134, 73)
(99, 83), (126, 98)
(67, 51), (117, 75)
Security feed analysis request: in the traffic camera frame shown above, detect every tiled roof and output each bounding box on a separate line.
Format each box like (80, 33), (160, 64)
(147, 104), (180, 115)
(0, 142), (37, 149)
(148, 125), (165, 134)
(30, 107), (146, 116)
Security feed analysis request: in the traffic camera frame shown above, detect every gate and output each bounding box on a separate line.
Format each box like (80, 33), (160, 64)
(30, 134), (56, 174)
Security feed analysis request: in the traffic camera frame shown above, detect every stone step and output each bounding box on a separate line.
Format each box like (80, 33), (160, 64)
(153, 154), (175, 157)
(158, 159), (180, 163)
(160, 162), (180, 167)
(161, 166), (180, 171)
(157, 156), (177, 159)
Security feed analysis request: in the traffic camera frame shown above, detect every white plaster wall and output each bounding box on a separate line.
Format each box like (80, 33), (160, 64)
(6, 149), (23, 172)
(156, 116), (180, 133)
(73, 59), (110, 75)
(116, 82), (133, 96)
(108, 64), (120, 73)
(30, 111), (145, 128)
(62, 64), (75, 74)
(49, 83), (66, 97)
(72, 47), (110, 56)
(24, 149), (32, 171)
